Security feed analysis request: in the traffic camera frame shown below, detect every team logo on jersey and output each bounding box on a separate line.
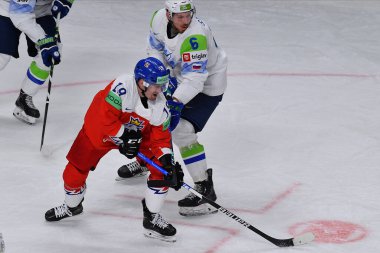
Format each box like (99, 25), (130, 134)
(182, 50), (208, 63)
(124, 116), (144, 131)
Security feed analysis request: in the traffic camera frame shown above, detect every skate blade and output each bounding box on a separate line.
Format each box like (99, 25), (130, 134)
(115, 171), (148, 181)
(143, 229), (176, 243)
(13, 107), (37, 125)
(45, 211), (83, 222)
(179, 203), (218, 217)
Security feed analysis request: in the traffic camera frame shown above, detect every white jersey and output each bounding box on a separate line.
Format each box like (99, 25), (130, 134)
(109, 74), (171, 138)
(0, 0), (52, 42)
(147, 8), (228, 104)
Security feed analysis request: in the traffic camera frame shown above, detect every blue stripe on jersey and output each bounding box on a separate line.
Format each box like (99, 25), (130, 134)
(183, 153), (206, 165)
(149, 32), (164, 51)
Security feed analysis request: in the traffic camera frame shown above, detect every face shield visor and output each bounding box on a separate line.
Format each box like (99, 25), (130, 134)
(142, 73), (169, 92)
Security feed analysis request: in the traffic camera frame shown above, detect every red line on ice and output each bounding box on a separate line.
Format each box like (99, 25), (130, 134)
(115, 182), (301, 215)
(0, 71), (375, 95)
(0, 79), (109, 95)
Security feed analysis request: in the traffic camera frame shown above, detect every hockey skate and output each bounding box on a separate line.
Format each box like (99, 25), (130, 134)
(142, 199), (176, 243)
(178, 169), (218, 216)
(45, 202), (83, 222)
(13, 89), (40, 125)
(115, 161), (149, 181)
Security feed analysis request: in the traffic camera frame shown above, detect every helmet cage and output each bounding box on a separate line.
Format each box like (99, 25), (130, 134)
(143, 80), (169, 92)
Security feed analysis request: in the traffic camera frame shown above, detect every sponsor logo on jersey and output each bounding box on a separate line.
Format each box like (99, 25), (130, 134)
(182, 50), (208, 63)
(182, 53), (191, 62)
(106, 91), (122, 110)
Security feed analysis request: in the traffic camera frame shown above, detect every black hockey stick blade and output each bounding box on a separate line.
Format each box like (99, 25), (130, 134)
(187, 185), (315, 247)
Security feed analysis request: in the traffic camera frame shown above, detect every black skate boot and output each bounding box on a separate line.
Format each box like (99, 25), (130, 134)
(13, 89), (40, 124)
(116, 161), (148, 181)
(142, 199), (176, 242)
(178, 168), (218, 216)
(45, 202), (83, 222)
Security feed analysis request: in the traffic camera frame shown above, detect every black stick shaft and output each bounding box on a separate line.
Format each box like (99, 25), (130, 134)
(40, 65), (54, 151)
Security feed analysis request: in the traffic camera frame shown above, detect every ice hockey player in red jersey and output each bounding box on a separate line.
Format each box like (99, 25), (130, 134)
(44, 57), (184, 242)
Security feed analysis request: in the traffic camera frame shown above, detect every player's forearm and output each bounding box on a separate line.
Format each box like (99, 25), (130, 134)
(10, 13), (45, 42)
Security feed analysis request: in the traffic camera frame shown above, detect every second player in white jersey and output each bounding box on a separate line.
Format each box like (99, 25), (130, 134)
(119, 0), (228, 217)
(147, 6), (227, 104)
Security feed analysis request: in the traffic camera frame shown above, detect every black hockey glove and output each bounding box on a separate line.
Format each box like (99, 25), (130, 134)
(118, 129), (142, 159)
(159, 154), (184, 191)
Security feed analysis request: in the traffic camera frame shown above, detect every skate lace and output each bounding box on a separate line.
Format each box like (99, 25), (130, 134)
(152, 213), (169, 229)
(127, 161), (141, 172)
(54, 204), (72, 218)
(25, 95), (37, 109)
(187, 183), (204, 200)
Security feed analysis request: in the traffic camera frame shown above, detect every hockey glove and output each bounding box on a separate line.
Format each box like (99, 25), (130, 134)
(119, 129), (142, 159)
(36, 36), (61, 67)
(167, 99), (184, 132)
(163, 75), (178, 99)
(51, 0), (74, 19)
(159, 154), (184, 191)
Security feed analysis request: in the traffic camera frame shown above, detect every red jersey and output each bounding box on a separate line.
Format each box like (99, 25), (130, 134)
(83, 74), (172, 159)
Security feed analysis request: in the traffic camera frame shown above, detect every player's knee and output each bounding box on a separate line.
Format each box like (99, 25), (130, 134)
(62, 163), (89, 189)
(172, 119), (197, 147)
(0, 54), (11, 71)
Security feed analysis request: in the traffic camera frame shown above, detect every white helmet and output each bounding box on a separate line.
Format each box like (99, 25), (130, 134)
(165, 0), (196, 19)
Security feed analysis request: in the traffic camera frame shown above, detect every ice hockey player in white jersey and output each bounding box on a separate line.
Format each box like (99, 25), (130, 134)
(0, 0), (74, 124)
(118, 0), (228, 217)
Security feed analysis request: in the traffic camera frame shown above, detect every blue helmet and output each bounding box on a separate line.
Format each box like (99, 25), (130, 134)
(134, 57), (169, 91)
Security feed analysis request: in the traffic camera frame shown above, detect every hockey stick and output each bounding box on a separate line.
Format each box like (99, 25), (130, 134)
(40, 14), (60, 151)
(137, 152), (315, 247)
(40, 65), (54, 151)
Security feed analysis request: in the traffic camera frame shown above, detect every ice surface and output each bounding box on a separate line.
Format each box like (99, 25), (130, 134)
(1, 1), (379, 252)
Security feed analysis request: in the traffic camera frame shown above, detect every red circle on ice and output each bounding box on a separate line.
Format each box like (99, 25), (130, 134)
(289, 220), (367, 244)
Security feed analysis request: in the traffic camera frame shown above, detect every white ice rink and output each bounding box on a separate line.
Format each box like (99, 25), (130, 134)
(1, 0), (380, 252)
